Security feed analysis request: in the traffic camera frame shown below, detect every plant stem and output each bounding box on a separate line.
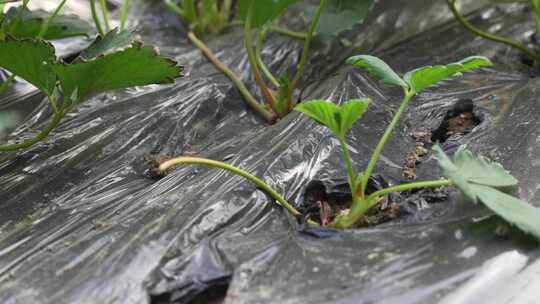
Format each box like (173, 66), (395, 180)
(269, 25), (308, 40)
(338, 137), (356, 196)
(447, 0), (536, 60)
(366, 179), (453, 207)
(256, 27), (280, 88)
(221, 0), (232, 27)
(98, 0), (110, 32)
(37, 0), (67, 39)
(0, 74), (15, 96)
(244, 1), (276, 110)
(0, 3), (5, 19)
(164, 0), (186, 18)
(333, 178), (453, 229)
(286, 0), (326, 112)
(120, 0), (129, 31)
(8, 0), (30, 33)
(184, 0), (199, 32)
(91, 0), (104, 36)
(359, 89), (414, 197)
(159, 156), (318, 225)
(0, 112), (63, 152)
(187, 31), (275, 122)
(228, 22), (308, 40)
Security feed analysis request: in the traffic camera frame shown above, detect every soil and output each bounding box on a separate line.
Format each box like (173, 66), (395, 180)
(404, 99), (482, 180)
(301, 179), (449, 228)
(143, 154), (176, 179)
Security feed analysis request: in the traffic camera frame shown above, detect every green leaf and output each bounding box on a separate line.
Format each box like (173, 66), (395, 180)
(52, 42), (183, 101)
(4, 7), (92, 40)
(435, 145), (540, 240)
(0, 37), (56, 95)
(237, 0), (298, 27)
(403, 56), (493, 93)
(295, 99), (369, 139)
(80, 29), (133, 61)
(346, 55), (408, 89)
(471, 184), (540, 240)
(316, 0), (374, 41)
(435, 145), (517, 204)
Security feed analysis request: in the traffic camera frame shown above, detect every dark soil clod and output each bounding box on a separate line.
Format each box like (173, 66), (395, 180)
(143, 154), (176, 179)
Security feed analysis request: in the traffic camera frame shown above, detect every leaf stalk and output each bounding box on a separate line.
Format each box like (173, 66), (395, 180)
(159, 156), (318, 225)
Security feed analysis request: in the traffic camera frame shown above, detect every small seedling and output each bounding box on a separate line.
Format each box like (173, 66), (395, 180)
(168, 0), (374, 122)
(164, 0), (233, 35)
(0, 29), (183, 152)
(158, 55), (540, 240)
(448, 0), (540, 68)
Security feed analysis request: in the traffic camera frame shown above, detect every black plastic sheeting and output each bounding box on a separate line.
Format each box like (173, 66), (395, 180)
(2, 0), (540, 303)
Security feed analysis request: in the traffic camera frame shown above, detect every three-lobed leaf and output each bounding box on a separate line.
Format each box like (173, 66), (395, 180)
(53, 43), (183, 101)
(403, 56), (492, 93)
(0, 31), (183, 102)
(435, 145), (540, 240)
(435, 145), (517, 204)
(237, 0), (298, 27)
(347, 55), (492, 94)
(295, 99), (369, 139)
(346, 55), (408, 89)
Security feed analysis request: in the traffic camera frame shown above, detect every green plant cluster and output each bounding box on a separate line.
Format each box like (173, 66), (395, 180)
(167, 0), (375, 122)
(1, 1), (540, 241)
(0, 0), (183, 151)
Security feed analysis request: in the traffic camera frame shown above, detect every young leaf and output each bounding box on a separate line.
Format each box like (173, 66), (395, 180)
(435, 145), (517, 204)
(346, 55), (408, 89)
(435, 145), (540, 239)
(403, 56), (492, 93)
(3, 7), (92, 39)
(316, 0), (374, 41)
(80, 29), (133, 61)
(295, 99), (369, 139)
(470, 184), (540, 240)
(52, 42), (183, 101)
(237, 0), (297, 27)
(0, 37), (56, 95)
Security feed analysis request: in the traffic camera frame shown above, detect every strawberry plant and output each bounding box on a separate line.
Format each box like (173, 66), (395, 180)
(447, 0), (540, 68)
(0, 29), (183, 152)
(168, 0), (374, 123)
(157, 55), (540, 239)
(0, 0), (92, 95)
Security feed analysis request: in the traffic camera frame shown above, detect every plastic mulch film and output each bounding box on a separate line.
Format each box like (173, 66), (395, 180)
(1, 1), (540, 303)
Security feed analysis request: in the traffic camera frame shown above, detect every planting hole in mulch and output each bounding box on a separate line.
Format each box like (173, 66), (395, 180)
(431, 98), (482, 144)
(300, 178), (449, 228)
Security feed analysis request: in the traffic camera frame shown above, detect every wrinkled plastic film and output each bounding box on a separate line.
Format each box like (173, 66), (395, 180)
(1, 1), (540, 303)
